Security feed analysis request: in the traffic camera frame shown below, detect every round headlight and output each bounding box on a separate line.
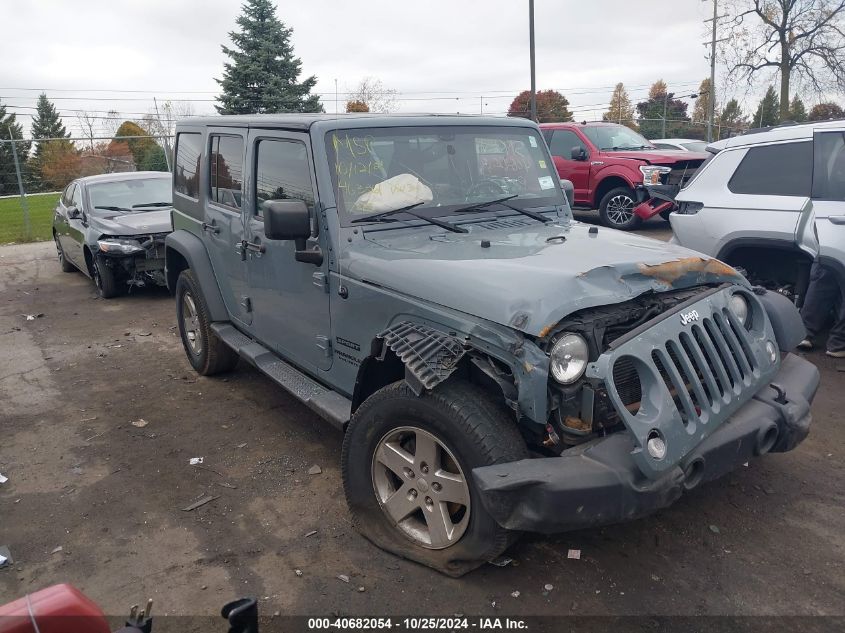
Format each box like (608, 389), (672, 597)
(549, 333), (589, 384)
(728, 293), (749, 327)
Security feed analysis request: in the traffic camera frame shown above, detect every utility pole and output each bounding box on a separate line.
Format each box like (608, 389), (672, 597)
(153, 97), (172, 171)
(707, 0), (717, 142)
(8, 128), (31, 240)
(335, 79), (338, 114)
(662, 93), (669, 138)
(529, 0), (537, 122)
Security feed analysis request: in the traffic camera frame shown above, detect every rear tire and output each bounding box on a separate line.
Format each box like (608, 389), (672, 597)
(92, 254), (119, 298)
(599, 186), (641, 230)
(175, 269), (238, 376)
(342, 380), (528, 576)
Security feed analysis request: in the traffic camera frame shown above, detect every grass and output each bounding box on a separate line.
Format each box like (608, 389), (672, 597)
(0, 192), (60, 244)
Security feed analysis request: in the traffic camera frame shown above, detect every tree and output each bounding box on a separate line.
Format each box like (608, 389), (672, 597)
(76, 111), (98, 152)
(722, 0), (845, 120)
(216, 0), (322, 114)
(113, 121), (159, 169)
(31, 94), (68, 143)
(346, 100), (370, 113)
(346, 77), (397, 114)
(39, 141), (81, 190)
(788, 95), (808, 121)
(692, 79), (713, 126)
(28, 93), (71, 190)
(753, 86), (781, 127)
(0, 99), (29, 196)
(636, 80), (692, 139)
(138, 145), (168, 171)
(602, 83), (636, 128)
(808, 101), (845, 119)
(507, 90), (573, 123)
(717, 98), (749, 138)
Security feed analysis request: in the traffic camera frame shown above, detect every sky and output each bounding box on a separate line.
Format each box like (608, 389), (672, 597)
(1, 0), (758, 139)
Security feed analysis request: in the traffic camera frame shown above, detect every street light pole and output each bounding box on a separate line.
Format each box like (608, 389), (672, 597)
(707, 0), (717, 142)
(529, 0), (537, 122)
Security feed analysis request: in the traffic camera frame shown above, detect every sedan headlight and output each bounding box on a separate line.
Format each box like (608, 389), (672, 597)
(639, 165), (672, 185)
(549, 333), (589, 384)
(97, 238), (144, 255)
(728, 293), (749, 327)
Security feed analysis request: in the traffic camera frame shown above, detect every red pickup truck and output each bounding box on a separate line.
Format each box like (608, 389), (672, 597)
(540, 122), (708, 230)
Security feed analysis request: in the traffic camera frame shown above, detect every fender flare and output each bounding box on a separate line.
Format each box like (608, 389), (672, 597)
(165, 230), (229, 322)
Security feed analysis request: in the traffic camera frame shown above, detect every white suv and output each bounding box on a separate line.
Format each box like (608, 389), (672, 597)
(671, 120), (845, 304)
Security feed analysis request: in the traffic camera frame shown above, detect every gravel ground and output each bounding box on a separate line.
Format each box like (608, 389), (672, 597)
(1, 231), (843, 624)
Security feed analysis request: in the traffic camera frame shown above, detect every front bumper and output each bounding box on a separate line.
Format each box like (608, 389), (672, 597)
(634, 184), (678, 219)
(472, 353), (819, 533)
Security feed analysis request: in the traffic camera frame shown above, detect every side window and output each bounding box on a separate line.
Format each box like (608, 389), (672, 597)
(728, 141), (813, 196)
(62, 183), (76, 206)
(254, 139), (315, 216)
(812, 131), (845, 201)
(209, 135), (244, 210)
(549, 130), (586, 158)
(174, 132), (202, 199)
(71, 184), (83, 209)
(652, 143), (676, 150)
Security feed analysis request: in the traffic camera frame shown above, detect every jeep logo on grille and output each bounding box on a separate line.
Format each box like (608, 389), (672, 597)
(680, 310), (700, 326)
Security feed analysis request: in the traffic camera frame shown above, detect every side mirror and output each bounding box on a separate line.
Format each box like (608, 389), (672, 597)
(262, 199), (323, 266)
(570, 146), (587, 161)
(263, 199), (311, 241)
(67, 206), (81, 219)
(559, 179), (575, 208)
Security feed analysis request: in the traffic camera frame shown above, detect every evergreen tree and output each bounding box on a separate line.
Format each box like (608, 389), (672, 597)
(216, 0), (322, 114)
(0, 99), (29, 196)
(787, 96), (808, 122)
(602, 83), (636, 129)
(752, 87), (780, 128)
(636, 80), (691, 139)
(717, 99), (747, 139)
(31, 94), (68, 144)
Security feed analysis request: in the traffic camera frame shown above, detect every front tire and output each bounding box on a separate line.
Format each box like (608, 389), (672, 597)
(342, 380), (528, 576)
(599, 186), (641, 230)
(55, 234), (75, 273)
(175, 269), (238, 376)
(92, 254), (119, 298)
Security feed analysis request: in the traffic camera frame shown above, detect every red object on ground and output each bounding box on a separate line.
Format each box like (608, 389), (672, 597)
(0, 584), (112, 633)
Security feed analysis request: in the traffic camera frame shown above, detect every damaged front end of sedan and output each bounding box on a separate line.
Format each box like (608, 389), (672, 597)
(96, 233), (169, 289)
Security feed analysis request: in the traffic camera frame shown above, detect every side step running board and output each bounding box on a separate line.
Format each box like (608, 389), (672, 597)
(211, 323), (351, 430)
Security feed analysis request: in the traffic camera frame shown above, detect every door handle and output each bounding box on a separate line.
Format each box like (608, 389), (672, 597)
(241, 240), (265, 254)
(202, 222), (220, 234)
(829, 215), (845, 225)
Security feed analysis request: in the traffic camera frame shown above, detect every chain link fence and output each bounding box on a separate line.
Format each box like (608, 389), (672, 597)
(0, 134), (173, 244)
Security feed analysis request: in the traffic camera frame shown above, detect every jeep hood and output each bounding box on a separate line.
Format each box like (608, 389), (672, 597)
(347, 220), (745, 337)
(89, 208), (172, 236)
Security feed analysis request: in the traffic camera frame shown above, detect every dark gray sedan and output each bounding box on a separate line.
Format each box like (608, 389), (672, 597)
(52, 171), (173, 298)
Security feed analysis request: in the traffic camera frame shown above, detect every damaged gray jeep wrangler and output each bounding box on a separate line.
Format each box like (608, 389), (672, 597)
(165, 114), (819, 576)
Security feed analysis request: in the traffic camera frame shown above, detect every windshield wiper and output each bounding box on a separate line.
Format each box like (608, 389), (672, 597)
(350, 202), (467, 233)
(132, 202), (172, 208)
(94, 205), (131, 212)
(453, 194), (551, 224)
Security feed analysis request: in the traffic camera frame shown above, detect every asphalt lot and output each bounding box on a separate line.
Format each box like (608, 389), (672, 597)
(1, 219), (843, 623)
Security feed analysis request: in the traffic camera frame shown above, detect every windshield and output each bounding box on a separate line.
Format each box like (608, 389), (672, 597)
(681, 141), (707, 152)
(582, 125), (654, 151)
(88, 177), (172, 212)
(326, 125), (565, 222)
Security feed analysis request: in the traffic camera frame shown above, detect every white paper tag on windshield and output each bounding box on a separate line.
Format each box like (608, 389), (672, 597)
(538, 176), (555, 190)
(529, 136), (538, 148)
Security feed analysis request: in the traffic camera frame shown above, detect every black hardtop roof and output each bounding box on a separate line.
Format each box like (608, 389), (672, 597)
(176, 113), (541, 132)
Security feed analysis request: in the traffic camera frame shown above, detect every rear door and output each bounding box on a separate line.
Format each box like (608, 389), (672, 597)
(672, 141), (813, 256)
(811, 128), (845, 273)
(545, 129), (592, 205)
(242, 129), (332, 372)
(199, 128), (251, 325)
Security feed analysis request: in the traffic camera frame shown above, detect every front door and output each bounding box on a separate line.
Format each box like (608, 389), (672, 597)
(242, 130), (332, 373)
(195, 128), (251, 325)
(66, 182), (86, 267)
(547, 129), (592, 205)
(811, 129), (845, 272)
